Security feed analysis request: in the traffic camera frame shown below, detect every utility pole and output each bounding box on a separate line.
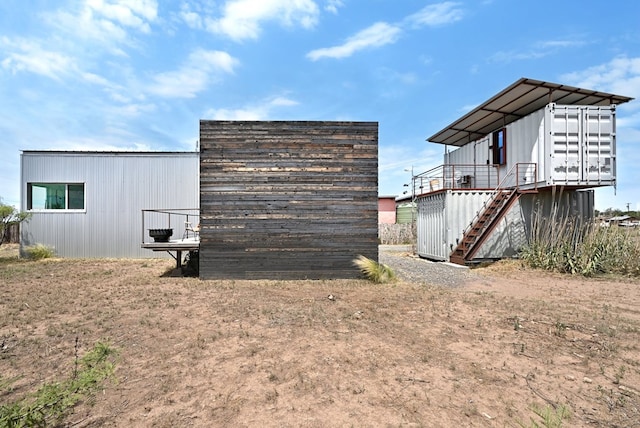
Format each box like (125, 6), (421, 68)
(404, 166), (415, 221)
(627, 202), (631, 213)
(404, 166), (416, 254)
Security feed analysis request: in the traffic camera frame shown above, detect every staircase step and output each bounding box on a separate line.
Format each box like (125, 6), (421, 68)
(449, 255), (466, 266)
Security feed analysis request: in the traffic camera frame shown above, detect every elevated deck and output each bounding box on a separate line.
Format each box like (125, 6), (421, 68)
(141, 208), (200, 268)
(141, 238), (200, 268)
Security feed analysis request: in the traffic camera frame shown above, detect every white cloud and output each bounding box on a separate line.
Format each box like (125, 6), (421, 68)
(179, 2), (204, 29)
(270, 97), (299, 107)
(489, 49), (549, 63)
(204, 96), (299, 120)
(325, 0), (344, 14)
(0, 37), (76, 80)
(49, 137), (154, 151)
(45, 0), (158, 54)
(147, 49), (239, 98)
(308, 3), (464, 61)
(560, 56), (640, 100)
(490, 38), (588, 64)
(535, 39), (585, 49)
(459, 103), (479, 113)
(406, 2), (463, 28)
(87, 0), (158, 32)
(307, 22), (402, 61)
(204, 0), (320, 41)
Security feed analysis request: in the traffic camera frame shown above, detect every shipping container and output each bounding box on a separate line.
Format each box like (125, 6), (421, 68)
(416, 189), (594, 262)
(446, 104), (617, 188)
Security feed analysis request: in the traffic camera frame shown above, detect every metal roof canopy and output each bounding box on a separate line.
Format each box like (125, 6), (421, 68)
(427, 77), (634, 147)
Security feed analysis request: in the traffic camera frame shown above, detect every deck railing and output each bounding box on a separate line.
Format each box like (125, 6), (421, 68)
(141, 208), (200, 244)
(411, 164), (500, 197)
(410, 163), (538, 197)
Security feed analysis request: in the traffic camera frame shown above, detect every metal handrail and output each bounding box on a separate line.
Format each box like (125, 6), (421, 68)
(412, 164), (501, 196)
(141, 208), (200, 244)
(459, 162), (537, 240)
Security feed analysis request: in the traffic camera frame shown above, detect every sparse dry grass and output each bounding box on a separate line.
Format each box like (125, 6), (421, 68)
(1, 244), (639, 427)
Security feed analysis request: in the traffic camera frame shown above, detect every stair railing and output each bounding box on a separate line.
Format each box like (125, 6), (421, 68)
(456, 163), (537, 248)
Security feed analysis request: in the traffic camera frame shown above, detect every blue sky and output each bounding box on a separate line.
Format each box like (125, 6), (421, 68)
(1, 0), (639, 211)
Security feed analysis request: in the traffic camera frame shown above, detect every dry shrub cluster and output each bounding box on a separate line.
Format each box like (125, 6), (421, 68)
(521, 213), (640, 276)
(378, 223), (415, 245)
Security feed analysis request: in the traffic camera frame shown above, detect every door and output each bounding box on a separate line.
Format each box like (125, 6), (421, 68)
(547, 104), (615, 185)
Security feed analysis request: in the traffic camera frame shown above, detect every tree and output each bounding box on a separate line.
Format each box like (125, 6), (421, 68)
(0, 197), (31, 246)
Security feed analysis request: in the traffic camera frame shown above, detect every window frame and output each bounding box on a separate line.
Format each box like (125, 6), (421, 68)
(27, 183), (86, 212)
(492, 128), (507, 165)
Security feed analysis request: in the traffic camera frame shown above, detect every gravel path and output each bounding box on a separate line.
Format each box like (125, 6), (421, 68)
(379, 245), (480, 288)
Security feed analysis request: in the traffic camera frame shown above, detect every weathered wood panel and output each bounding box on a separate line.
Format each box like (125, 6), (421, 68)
(199, 121), (378, 280)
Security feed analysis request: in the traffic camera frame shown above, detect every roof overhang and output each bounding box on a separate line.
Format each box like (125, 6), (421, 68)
(427, 77), (634, 147)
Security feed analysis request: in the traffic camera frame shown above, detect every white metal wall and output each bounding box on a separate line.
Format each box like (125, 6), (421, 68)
(447, 136), (490, 166)
(20, 152), (199, 258)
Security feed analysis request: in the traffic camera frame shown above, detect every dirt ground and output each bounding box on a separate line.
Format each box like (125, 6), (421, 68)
(1, 243), (639, 427)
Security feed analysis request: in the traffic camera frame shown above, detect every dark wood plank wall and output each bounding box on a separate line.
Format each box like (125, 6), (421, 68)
(199, 121), (378, 280)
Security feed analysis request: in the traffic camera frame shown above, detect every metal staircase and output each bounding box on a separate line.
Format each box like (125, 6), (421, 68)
(449, 163), (537, 265)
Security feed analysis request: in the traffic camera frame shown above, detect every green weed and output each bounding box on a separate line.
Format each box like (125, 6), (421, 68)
(0, 340), (117, 428)
(518, 403), (571, 428)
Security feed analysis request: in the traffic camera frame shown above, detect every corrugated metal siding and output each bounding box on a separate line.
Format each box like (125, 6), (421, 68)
(417, 191), (495, 260)
(199, 121), (378, 280)
(396, 203), (415, 224)
(447, 136), (490, 166)
(518, 189), (594, 226)
(473, 199), (527, 260)
(545, 105), (615, 186)
(506, 108), (545, 182)
(20, 152), (199, 258)
(416, 193), (446, 260)
(417, 190), (529, 261)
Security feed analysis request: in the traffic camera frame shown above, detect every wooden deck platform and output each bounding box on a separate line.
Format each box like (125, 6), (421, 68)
(141, 238), (200, 268)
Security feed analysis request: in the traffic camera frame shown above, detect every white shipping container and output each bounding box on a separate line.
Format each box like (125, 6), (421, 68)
(444, 104), (617, 188)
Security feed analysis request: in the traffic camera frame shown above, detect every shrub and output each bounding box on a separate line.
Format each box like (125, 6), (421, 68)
(520, 213), (640, 277)
(353, 255), (396, 283)
(24, 244), (55, 260)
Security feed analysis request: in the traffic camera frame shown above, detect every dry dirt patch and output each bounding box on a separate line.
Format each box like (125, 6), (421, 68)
(1, 244), (639, 427)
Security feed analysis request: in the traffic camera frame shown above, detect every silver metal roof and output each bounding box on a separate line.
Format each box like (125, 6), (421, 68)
(427, 77), (634, 146)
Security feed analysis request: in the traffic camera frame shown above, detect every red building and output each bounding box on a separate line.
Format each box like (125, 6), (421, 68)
(378, 196), (397, 224)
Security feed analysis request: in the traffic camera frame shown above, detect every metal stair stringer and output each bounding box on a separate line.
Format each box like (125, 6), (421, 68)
(449, 188), (521, 265)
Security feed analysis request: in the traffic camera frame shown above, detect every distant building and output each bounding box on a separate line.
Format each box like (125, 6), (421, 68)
(378, 196), (396, 224)
(606, 215), (639, 227)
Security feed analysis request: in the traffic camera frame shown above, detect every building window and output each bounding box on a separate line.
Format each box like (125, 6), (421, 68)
(27, 183), (85, 210)
(492, 128), (506, 165)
